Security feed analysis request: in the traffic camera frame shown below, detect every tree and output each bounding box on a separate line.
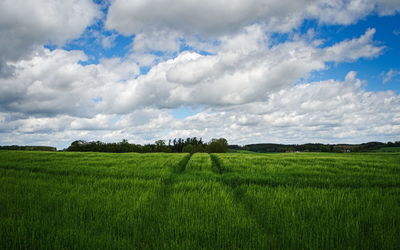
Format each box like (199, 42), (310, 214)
(119, 139), (130, 152)
(154, 140), (170, 152)
(155, 140), (165, 147)
(67, 140), (87, 151)
(182, 144), (194, 154)
(207, 138), (228, 153)
(193, 144), (205, 153)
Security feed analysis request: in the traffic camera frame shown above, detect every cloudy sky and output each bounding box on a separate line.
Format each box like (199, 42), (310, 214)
(0, 0), (399, 149)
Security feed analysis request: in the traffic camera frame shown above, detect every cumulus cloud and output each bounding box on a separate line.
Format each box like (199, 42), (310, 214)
(0, 48), (139, 117)
(0, 0), (388, 119)
(0, 0), (100, 76)
(102, 28), (383, 111)
(322, 28), (383, 62)
(165, 72), (400, 144)
(1, 27), (380, 117)
(0, 108), (178, 148)
(133, 30), (181, 53)
(1, 73), (399, 148)
(106, 0), (400, 37)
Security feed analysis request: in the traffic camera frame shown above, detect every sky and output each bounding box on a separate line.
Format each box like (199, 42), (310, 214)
(0, 0), (399, 149)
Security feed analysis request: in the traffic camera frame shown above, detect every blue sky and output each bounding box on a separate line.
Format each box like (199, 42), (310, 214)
(308, 14), (400, 93)
(0, 0), (399, 148)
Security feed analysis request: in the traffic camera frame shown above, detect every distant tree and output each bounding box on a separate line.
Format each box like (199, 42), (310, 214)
(193, 144), (205, 153)
(67, 140), (87, 151)
(182, 144), (194, 154)
(154, 140), (170, 152)
(119, 139), (130, 152)
(0, 145), (56, 151)
(207, 138), (228, 153)
(155, 140), (165, 147)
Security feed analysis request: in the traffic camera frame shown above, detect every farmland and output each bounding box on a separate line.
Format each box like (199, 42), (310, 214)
(0, 151), (399, 249)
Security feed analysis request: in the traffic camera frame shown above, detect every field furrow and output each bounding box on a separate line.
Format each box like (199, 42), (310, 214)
(163, 153), (269, 248)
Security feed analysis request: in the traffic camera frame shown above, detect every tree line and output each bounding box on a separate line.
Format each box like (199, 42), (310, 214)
(65, 137), (229, 153)
(2, 140), (398, 153)
(230, 141), (400, 153)
(0, 145), (56, 151)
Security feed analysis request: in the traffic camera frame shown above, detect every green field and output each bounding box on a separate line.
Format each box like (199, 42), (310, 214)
(1, 151), (399, 249)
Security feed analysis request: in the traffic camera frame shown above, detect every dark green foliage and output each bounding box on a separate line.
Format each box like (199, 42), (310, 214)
(0, 151), (399, 249)
(236, 141), (400, 153)
(182, 144), (193, 154)
(154, 140), (172, 152)
(169, 137), (206, 153)
(65, 137), (220, 154)
(378, 147), (400, 152)
(0, 145), (56, 151)
(207, 138), (228, 153)
(66, 140), (149, 153)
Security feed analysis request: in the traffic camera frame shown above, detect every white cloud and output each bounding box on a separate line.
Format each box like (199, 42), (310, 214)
(0, 108), (178, 149)
(165, 72), (400, 144)
(0, 27), (384, 126)
(102, 33), (118, 49)
(102, 28), (383, 111)
(375, 0), (400, 15)
(1, 72), (399, 149)
(307, 0), (374, 25)
(106, 0), (307, 35)
(106, 0), (400, 37)
(382, 69), (400, 84)
(133, 30), (181, 53)
(0, 0), (100, 76)
(0, 48), (139, 117)
(322, 28), (383, 62)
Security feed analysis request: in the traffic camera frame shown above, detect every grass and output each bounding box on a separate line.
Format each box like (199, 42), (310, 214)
(378, 147), (400, 152)
(0, 151), (399, 249)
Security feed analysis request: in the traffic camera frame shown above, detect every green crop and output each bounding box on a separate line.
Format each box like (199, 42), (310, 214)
(0, 151), (399, 249)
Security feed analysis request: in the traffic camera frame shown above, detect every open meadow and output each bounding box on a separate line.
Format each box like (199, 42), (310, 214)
(0, 151), (399, 249)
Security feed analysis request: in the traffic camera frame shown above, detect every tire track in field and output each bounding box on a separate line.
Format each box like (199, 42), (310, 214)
(174, 153), (191, 173)
(209, 154), (271, 238)
(129, 154), (192, 248)
(148, 153), (192, 203)
(158, 153), (191, 206)
(210, 154), (225, 174)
